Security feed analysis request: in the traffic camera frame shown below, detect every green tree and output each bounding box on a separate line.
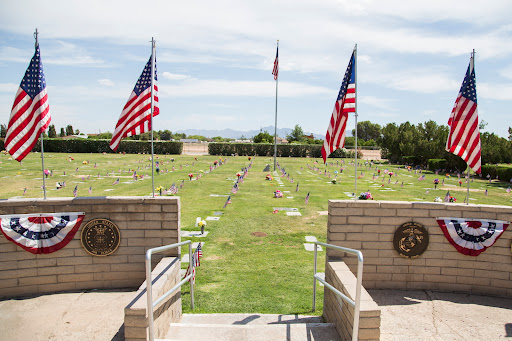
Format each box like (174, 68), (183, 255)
(253, 131), (273, 143)
(59, 127), (65, 137)
(351, 120), (382, 141)
(159, 129), (172, 140)
(47, 124), (57, 138)
(0, 124), (7, 138)
(287, 124), (305, 142)
(65, 125), (74, 136)
(508, 127), (512, 141)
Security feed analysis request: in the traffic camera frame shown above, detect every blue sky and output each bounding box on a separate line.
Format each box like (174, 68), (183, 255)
(1, 0), (511, 138)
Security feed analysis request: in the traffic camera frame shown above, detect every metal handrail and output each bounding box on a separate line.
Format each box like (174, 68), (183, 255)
(313, 241), (363, 341)
(145, 240), (194, 341)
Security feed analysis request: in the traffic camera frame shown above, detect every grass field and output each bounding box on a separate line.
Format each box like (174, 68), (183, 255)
(1, 151), (511, 314)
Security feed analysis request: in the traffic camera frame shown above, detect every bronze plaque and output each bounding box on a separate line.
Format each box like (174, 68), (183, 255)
(81, 219), (121, 256)
(393, 222), (429, 258)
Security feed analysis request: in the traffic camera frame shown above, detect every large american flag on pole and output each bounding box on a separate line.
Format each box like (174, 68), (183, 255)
(446, 52), (481, 174)
(5, 44), (51, 162)
(272, 44), (279, 80)
(110, 55), (159, 151)
(321, 49), (356, 164)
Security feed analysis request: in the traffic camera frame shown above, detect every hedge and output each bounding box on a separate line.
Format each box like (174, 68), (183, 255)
(427, 159), (447, 171)
(207, 142), (359, 158)
(4, 139), (183, 155)
(481, 165), (512, 182)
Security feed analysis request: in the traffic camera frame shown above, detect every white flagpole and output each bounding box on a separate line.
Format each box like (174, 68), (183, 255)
(354, 44), (358, 199)
(34, 28), (47, 200)
(273, 40), (279, 172)
(150, 38), (156, 198)
(466, 49), (475, 205)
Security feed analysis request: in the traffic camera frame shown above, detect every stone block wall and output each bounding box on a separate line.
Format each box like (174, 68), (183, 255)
(0, 196), (180, 298)
(327, 200), (512, 296)
(323, 261), (381, 341)
(124, 257), (182, 341)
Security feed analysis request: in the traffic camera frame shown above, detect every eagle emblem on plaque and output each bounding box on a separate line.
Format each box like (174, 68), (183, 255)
(393, 222), (429, 258)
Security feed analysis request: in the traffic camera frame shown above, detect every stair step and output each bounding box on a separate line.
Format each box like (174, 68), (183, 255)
(161, 321), (341, 341)
(179, 313), (325, 325)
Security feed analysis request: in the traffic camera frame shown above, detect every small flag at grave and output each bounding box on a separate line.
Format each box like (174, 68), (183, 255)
(73, 185), (78, 197)
(223, 195), (231, 208)
(88, 186), (92, 195)
(305, 192), (310, 205)
(113, 178), (120, 185)
(296, 182), (299, 192)
(418, 174), (426, 181)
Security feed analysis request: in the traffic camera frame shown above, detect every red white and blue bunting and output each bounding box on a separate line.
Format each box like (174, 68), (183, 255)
(0, 212), (85, 254)
(436, 217), (509, 256)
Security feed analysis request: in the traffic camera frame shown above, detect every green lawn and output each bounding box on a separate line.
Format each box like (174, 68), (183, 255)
(1, 151), (511, 314)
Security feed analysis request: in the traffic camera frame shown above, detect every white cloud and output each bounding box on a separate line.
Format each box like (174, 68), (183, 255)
(98, 79), (114, 87)
(161, 72), (191, 80)
(478, 82), (512, 101)
(159, 79), (331, 97)
(0, 83), (18, 93)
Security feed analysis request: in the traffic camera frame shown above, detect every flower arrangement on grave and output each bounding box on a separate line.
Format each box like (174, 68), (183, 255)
(446, 173), (450, 178)
(266, 174), (273, 181)
(388, 172), (393, 178)
(156, 186), (164, 196)
(188, 173), (194, 180)
(171, 158), (175, 162)
(248, 157), (252, 160)
(213, 160), (218, 165)
(449, 195), (457, 202)
(82, 160), (88, 164)
(458, 179), (462, 187)
(433, 178), (439, 189)
(274, 190), (283, 198)
(358, 191), (373, 200)
(198, 220), (206, 228)
(434, 196), (442, 203)
(44, 169), (50, 178)
(236, 172), (242, 178)
(331, 178), (337, 184)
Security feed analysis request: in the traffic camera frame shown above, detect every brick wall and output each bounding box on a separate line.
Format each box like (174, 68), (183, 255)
(0, 196), (180, 298)
(324, 261), (381, 341)
(327, 200), (512, 296)
(124, 257), (182, 341)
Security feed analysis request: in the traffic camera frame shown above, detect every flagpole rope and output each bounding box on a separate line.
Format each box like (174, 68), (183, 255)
(150, 37), (156, 198)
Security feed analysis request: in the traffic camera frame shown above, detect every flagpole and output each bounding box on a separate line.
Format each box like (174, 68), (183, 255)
(273, 40), (279, 172)
(466, 49), (475, 205)
(354, 44), (358, 199)
(150, 37), (156, 198)
(33, 28), (47, 200)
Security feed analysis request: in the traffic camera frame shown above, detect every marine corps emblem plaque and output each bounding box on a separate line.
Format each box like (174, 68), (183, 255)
(393, 222), (429, 258)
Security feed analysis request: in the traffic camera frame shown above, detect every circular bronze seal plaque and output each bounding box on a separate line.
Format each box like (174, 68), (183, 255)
(393, 222), (429, 258)
(81, 219), (121, 256)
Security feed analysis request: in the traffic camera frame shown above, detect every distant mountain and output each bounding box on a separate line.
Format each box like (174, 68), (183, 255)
(175, 126), (324, 139)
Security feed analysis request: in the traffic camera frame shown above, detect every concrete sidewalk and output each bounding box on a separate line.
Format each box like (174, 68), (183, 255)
(1, 289), (511, 340)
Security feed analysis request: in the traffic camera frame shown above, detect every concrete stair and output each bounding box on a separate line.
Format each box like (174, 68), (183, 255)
(159, 313), (341, 341)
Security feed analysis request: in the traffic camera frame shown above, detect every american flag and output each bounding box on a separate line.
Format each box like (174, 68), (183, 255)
(305, 192), (310, 205)
(507, 187), (511, 193)
(446, 52), (481, 174)
(197, 243), (203, 258)
(110, 54), (159, 151)
(184, 261), (196, 284)
(73, 185), (78, 198)
(444, 191), (450, 202)
(223, 195), (231, 208)
(418, 174), (426, 181)
(231, 183), (238, 194)
(169, 182), (177, 194)
(321, 48), (356, 163)
(272, 45), (279, 80)
(88, 186), (92, 195)
(5, 43), (51, 162)
(113, 178), (120, 185)
(23, 188), (27, 195)
(296, 182), (299, 192)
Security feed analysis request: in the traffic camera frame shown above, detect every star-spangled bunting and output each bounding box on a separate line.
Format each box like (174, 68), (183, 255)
(110, 54), (159, 151)
(5, 44), (51, 162)
(321, 48), (356, 163)
(436, 218), (509, 256)
(446, 53), (481, 174)
(0, 213), (85, 254)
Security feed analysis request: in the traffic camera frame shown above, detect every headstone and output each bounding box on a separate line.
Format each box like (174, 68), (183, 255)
(206, 217), (220, 221)
(286, 212), (302, 216)
(213, 211), (224, 216)
(273, 207), (299, 212)
(304, 243), (322, 251)
(263, 164), (270, 172)
(305, 236), (318, 242)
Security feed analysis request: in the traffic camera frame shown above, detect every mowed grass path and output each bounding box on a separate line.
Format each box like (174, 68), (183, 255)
(1, 152), (511, 314)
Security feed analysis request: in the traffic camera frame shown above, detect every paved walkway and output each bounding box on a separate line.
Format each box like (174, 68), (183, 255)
(1, 289), (511, 340)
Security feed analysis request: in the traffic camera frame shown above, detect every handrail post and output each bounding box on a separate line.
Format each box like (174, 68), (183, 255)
(312, 241), (318, 312)
(189, 242), (194, 310)
(146, 249), (155, 341)
(313, 241), (364, 341)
